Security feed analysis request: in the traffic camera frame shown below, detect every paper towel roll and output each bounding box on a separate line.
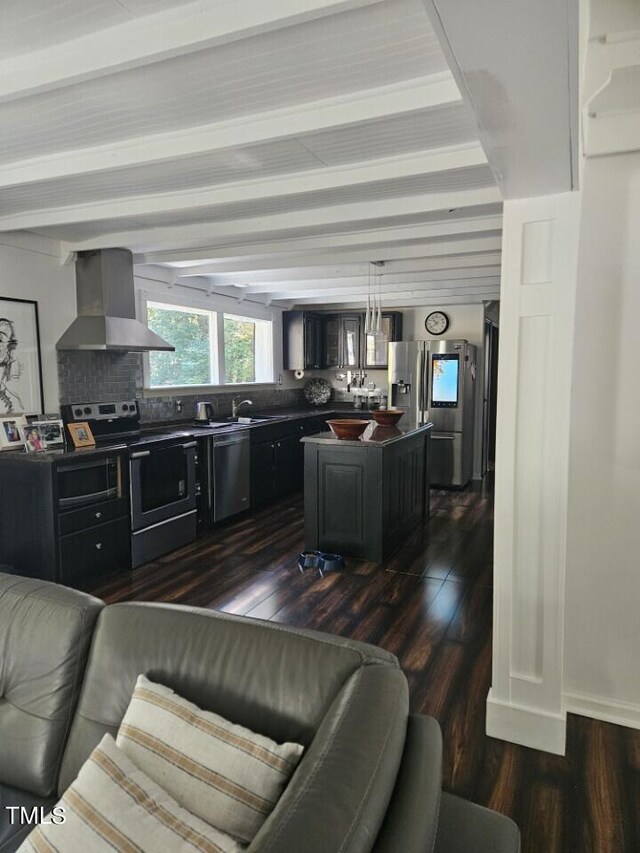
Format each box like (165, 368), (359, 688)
(294, 369), (305, 380)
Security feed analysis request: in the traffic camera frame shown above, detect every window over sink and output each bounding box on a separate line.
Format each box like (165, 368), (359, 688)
(145, 300), (274, 389)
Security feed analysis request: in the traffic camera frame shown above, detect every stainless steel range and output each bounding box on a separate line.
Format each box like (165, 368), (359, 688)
(61, 401), (198, 568)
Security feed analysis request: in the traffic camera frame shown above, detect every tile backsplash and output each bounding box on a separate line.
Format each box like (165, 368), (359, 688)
(58, 351), (139, 403)
(57, 351), (306, 422)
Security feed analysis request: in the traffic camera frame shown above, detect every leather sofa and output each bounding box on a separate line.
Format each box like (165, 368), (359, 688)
(0, 574), (520, 852)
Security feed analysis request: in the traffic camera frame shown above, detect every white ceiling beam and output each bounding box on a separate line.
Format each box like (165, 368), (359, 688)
(135, 214), (502, 266)
(133, 237), (502, 277)
(237, 267), (502, 292)
(67, 188), (502, 253)
(265, 277), (501, 299)
(0, 145), (488, 231)
(191, 253), (502, 284)
(0, 0), (386, 103)
(0, 74), (459, 190)
(289, 289), (501, 307)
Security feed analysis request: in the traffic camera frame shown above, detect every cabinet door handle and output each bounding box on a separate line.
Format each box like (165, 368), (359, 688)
(95, 543), (103, 550)
(95, 511), (102, 519)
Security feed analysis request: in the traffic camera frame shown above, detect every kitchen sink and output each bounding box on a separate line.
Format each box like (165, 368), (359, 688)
(232, 415), (287, 424)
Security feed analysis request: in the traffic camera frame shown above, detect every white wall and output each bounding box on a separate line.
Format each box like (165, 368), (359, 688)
(563, 151), (640, 727)
(0, 232), (76, 411)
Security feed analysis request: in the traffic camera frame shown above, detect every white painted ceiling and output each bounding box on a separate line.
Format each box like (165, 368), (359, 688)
(0, 0), (505, 309)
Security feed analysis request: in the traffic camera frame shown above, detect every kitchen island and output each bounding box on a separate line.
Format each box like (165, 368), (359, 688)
(302, 421), (432, 563)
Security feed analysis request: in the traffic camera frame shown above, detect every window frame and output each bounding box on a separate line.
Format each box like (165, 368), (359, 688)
(139, 288), (280, 394)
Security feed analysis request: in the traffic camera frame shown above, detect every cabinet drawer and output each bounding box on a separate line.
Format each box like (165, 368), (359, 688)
(58, 497), (128, 536)
(59, 517), (130, 587)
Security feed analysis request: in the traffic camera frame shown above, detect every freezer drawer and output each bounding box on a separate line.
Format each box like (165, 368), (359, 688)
(430, 432), (469, 488)
(212, 434), (250, 522)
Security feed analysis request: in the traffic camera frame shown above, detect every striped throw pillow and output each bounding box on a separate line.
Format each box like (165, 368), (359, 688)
(18, 734), (242, 853)
(116, 675), (304, 845)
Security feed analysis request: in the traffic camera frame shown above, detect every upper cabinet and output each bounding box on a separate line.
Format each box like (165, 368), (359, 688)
(283, 310), (402, 370)
(363, 312), (402, 369)
(325, 314), (361, 369)
(283, 311), (324, 370)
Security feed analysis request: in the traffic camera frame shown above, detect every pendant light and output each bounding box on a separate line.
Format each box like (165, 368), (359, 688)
(373, 261), (384, 337)
(365, 261), (384, 335)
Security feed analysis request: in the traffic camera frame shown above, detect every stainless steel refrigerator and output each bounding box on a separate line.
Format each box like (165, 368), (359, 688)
(388, 339), (476, 487)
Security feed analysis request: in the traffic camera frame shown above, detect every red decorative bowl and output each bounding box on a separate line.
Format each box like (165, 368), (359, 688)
(371, 408), (404, 426)
(326, 419), (369, 440)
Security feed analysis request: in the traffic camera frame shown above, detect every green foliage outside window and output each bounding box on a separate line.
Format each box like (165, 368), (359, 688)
(148, 305), (211, 387)
(224, 316), (255, 383)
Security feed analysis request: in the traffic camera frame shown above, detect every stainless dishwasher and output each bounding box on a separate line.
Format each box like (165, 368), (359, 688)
(209, 432), (250, 522)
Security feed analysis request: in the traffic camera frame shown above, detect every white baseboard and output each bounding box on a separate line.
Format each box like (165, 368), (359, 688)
(486, 690), (566, 755)
(564, 690), (640, 730)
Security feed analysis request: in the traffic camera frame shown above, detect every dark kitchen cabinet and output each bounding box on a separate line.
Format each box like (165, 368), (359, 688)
(325, 314), (362, 368)
(0, 450), (130, 588)
(250, 440), (277, 507)
(59, 518), (130, 587)
(283, 311), (324, 370)
(363, 312), (403, 369)
(304, 425), (431, 562)
(249, 414), (335, 507)
(275, 434), (304, 493)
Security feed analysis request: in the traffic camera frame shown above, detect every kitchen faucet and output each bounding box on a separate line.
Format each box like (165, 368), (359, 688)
(232, 397), (253, 418)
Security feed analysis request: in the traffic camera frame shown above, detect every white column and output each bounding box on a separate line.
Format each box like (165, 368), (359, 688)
(487, 191), (580, 755)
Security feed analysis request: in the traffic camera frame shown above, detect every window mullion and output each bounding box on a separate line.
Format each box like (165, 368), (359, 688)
(213, 311), (224, 384)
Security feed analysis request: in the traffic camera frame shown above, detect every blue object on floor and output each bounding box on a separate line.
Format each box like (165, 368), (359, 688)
(318, 553), (344, 575)
(297, 551), (345, 575)
(298, 551), (324, 572)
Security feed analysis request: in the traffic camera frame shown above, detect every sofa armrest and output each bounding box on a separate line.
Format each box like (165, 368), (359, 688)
(250, 664), (408, 853)
(434, 792), (520, 853)
(372, 714), (442, 853)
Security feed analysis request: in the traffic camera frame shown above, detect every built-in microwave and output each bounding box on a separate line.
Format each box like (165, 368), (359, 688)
(57, 456), (121, 509)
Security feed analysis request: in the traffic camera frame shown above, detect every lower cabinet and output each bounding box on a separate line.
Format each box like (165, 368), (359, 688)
(59, 517), (130, 588)
(250, 414), (334, 507)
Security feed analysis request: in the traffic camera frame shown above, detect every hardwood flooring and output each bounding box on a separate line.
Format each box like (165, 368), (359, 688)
(90, 477), (639, 853)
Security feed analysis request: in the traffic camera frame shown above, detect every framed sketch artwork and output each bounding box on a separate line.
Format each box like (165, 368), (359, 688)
(0, 297), (45, 416)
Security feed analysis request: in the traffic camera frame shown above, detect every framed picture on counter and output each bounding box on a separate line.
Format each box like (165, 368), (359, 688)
(20, 423), (47, 453)
(67, 421), (96, 448)
(0, 297), (44, 417)
(30, 418), (65, 449)
(0, 415), (27, 450)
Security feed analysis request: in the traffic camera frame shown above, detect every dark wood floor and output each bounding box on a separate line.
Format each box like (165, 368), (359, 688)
(90, 477), (639, 853)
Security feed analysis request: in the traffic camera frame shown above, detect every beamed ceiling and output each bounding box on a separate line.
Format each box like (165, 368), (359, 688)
(0, 0), (504, 310)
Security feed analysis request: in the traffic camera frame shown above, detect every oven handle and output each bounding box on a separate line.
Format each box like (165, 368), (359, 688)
(181, 442), (198, 450)
(58, 459), (115, 473)
(130, 450), (151, 459)
(59, 487), (118, 508)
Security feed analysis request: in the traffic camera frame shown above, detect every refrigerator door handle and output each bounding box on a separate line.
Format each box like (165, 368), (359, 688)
(420, 346), (428, 423)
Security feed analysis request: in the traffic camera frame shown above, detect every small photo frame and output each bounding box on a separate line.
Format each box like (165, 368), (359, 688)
(0, 415), (27, 450)
(20, 423), (47, 453)
(67, 421), (96, 448)
(31, 418), (65, 449)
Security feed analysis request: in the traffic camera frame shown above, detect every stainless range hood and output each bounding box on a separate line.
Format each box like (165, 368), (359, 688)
(56, 248), (174, 352)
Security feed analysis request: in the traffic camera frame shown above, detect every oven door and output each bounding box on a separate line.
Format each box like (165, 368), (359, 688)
(130, 441), (197, 532)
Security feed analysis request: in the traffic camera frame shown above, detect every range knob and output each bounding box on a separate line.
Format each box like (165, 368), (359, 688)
(74, 408), (82, 417)
(122, 403), (129, 411)
(84, 407), (92, 415)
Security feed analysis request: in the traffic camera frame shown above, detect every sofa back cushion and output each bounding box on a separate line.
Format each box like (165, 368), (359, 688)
(0, 574), (103, 797)
(59, 602), (398, 793)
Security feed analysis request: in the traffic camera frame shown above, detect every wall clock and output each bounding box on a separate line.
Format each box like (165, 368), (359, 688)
(425, 311), (450, 335)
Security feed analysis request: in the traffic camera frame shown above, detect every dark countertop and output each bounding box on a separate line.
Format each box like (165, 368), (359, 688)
(302, 421), (432, 447)
(0, 404), (367, 462)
